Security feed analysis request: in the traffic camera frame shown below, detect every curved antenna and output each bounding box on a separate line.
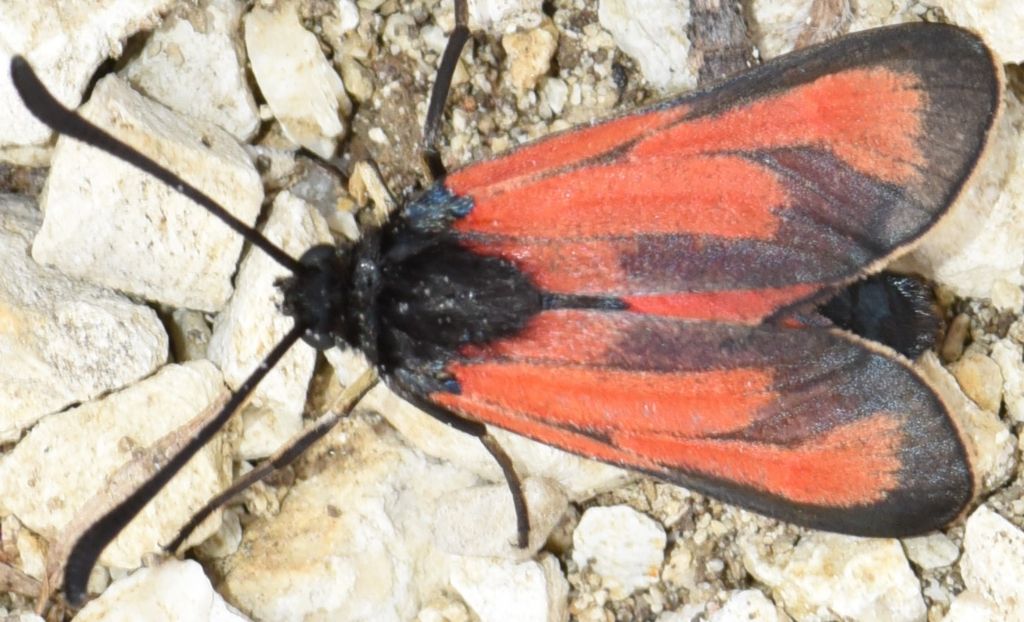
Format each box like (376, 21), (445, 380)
(62, 325), (305, 605)
(422, 0), (470, 179)
(8, 56), (304, 275)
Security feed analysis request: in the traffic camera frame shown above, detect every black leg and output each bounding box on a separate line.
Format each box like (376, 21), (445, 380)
(62, 325), (305, 606)
(411, 401), (531, 548)
(422, 0), (470, 180)
(165, 367), (379, 553)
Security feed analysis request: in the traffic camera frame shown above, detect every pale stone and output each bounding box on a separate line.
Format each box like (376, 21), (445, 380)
(901, 533), (960, 570)
(992, 338), (1024, 423)
(467, 0), (544, 32)
(32, 75), (263, 312)
(72, 559), (249, 622)
(942, 591), (1001, 622)
(598, 0), (695, 91)
(772, 534), (925, 622)
(572, 505), (666, 600)
(0, 362), (231, 570)
(949, 347), (1004, 413)
(220, 420), (481, 622)
(207, 191), (332, 460)
(245, 3), (350, 159)
(0, 195), (167, 441)
(503, 23), (558, 92)
(434, 478), (569, 557)
(450, 555), (569, 622)
(709, 590), (783, 622)
(0, 0), (174, 148)
(960, 506), (1024, 620)
(122, 0), (260, 140)
(918, 352), (1016, 493)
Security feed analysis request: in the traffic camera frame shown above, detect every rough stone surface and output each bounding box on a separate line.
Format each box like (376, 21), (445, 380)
(73, 559), (249, 622)
(770, 534), (926, 622)
(710, 590), (783, 622)
(992, 338), (1024, 423)
(502, 22), (559, 92)
(572, 505), (667, 599)
(949, 346), (1004, 414)
(434, 478), (569, 558)
(918, 352), (1016, 493)
(219, 419), (481, 622)
(450, 554), (569, 622)
(245, 3), (350, 159)
(902, 533), (960, 570)
(598, 0), (695, 91)
(32, 75), (263, 312)
(467, 0), (544, 32)
(960, 506), (1024, 620)
(0, 362), (231, 570)
(0, 0), (174, 148)
(0, 195), (167, 442)
(122, 0), (260, 140)
(208, 191), (332, 460)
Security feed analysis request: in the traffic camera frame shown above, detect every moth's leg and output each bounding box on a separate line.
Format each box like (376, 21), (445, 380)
(165, 368), (379, 553)
(421, 404), (530, 548)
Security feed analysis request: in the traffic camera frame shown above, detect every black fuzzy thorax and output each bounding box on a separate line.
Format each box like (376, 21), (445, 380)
(345, 220), (543, 396)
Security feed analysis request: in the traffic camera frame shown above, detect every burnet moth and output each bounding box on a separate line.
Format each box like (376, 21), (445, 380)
(10, 11), (1000, 607)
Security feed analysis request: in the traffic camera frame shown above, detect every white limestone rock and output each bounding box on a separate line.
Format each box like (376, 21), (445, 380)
(244, 3), (351, 159)
(32, 74), (263, 312)
(219, 420), (482, 622)
(0, 0), (174, 148)
(960, 506), (1024, 620)
(769, 534), (925, 622)
(0, 362), (232, 571)
(992, 338), (1024, 423)
(709, 590), (784, 622)
(917, 352), (1016, 493)
(433, 478), (569, 558)
(72, 559), (249, 622)
(503, 22), (559, 93)
(571, 505), (667, 600)
(208, 191), (332, 460)
(467, 0), (544, 32)
(598, 0), (695, 92)
(450, 554), (569, 622)
(122, 0), (260, 141)
(0, 194), (166, 442)
(901, 533), (960, 570)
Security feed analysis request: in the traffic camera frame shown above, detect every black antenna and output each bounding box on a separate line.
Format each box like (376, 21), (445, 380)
(422, 0), (470, 180)
(8, 57), (315, 605)
(8, 57), (304, 276)
(61, 326), (304, 604)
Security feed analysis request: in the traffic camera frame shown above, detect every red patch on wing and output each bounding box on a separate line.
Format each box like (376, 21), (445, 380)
(618, 412), (903, 505)
(435, 362), (775, 437)
(635, 68), (925, 184)
(453, 155), (787, 239)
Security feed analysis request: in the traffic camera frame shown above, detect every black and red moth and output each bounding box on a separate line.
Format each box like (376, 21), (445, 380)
(11, 21), (1000, 603)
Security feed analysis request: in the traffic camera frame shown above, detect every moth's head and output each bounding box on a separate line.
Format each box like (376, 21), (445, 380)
(279, 243), (352, 351)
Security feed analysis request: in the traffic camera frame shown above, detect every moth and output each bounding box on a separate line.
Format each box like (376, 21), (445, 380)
(10, 16), (1000, 606)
